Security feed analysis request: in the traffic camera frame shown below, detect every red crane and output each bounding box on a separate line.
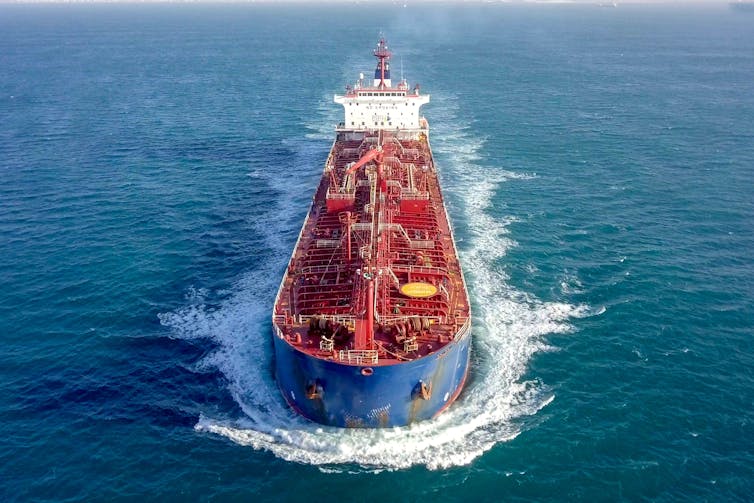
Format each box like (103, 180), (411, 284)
(345, 147), (387, 194)
(344, 146), (382, 176)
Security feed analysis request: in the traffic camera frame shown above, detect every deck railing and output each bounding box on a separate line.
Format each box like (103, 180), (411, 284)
(326, 191), (355, 200)
(298, 314), (356, 326)
(351, 222), (373, 232)
(338, 350), (379, 365)
(455, 316), (471, 340)
(299, 264), (345, 275)
(379, 314), (444, 325)
(400, 191), (430, 200)
(315, 239), (341, 248)
(409, 240), (435, 249)
(391, 264), (447, 277)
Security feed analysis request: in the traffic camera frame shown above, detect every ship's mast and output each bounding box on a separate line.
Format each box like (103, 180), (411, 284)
(373, 38), (392, 89)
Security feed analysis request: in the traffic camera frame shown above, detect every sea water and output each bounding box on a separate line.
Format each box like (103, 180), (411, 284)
(1, 3), (752, 500)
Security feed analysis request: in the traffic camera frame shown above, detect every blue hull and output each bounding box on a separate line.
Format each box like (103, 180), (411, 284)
(272, 327), (471, 428)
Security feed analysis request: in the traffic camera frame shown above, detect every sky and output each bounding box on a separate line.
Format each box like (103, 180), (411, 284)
(0, 0), (740, 4)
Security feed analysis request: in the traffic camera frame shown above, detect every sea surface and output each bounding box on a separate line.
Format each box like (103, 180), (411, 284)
(1, 3), (753, 501)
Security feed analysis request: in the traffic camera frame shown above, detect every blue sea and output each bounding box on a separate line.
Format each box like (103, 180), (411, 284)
(1, 3), (753, 500)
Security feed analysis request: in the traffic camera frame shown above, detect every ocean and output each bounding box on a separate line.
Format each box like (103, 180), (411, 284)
(1, 3), (752, 500)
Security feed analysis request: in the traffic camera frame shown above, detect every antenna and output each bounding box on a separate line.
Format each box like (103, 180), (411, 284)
(401, 56), (404, 81)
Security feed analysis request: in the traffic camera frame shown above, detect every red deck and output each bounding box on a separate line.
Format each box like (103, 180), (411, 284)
(273, 127), (470, 366)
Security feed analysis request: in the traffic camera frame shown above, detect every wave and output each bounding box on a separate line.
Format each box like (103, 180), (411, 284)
(159, 92), (587, 471)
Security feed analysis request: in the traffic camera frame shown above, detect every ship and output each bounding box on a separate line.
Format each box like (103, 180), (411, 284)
(271, 38), (471, 428)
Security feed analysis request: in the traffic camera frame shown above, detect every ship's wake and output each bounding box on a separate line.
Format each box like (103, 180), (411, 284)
(159, 94), (591, 471)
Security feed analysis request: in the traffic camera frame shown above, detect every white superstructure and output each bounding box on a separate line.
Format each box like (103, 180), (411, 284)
(334, 38), (430, 132)
(335, 86), (429, 131)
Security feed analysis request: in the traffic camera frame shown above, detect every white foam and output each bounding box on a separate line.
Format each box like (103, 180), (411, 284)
(160, 93), (588, 471)
(559, 270), (584, 295)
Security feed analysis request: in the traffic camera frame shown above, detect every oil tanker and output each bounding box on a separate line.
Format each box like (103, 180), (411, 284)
(272, 39), (471, 427)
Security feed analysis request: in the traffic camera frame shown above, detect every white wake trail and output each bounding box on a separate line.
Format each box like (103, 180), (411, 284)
(160, 93), (588, 471)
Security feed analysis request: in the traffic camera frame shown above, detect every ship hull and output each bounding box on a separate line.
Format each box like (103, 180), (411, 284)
(272, 322), (471, 428)
(272, 39), (471, 428)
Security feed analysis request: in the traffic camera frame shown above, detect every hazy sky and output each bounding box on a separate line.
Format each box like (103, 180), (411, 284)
(0, 0), (738, 4)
